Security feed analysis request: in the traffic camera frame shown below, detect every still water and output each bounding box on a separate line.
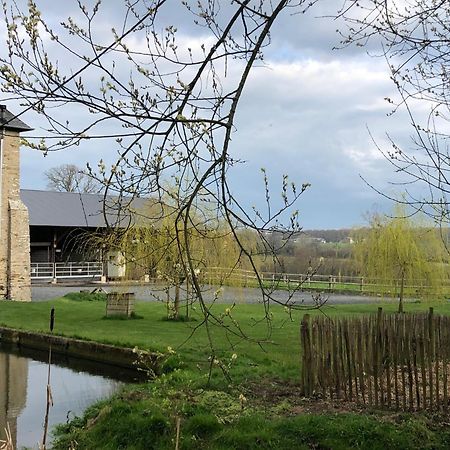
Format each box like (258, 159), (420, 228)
(0, 344), (141, 449)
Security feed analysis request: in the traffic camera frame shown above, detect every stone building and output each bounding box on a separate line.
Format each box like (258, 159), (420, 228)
(0, 106), (32, 301)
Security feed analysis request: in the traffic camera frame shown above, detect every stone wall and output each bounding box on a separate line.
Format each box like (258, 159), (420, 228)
(0, 129), (31, 301)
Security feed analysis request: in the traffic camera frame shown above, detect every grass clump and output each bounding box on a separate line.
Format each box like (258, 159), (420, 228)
(53, 393), (450, 450)
(53, 398), (172, 450)
(64, 291), (107, 302)
(161, 315), (197, 322)
(184, 413), (222, 438)
(102, 312), (144, 320)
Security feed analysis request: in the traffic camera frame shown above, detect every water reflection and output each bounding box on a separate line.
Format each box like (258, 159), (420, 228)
(0, 345), (141, 449)
(0, 352), (27, 448)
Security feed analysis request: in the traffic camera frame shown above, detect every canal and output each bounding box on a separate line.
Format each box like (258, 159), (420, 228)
(0, 343), (141, 449)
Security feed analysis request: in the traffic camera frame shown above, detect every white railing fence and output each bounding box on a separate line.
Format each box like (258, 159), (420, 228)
(30, 263), (446, 295)
(31, 262), (103, 279)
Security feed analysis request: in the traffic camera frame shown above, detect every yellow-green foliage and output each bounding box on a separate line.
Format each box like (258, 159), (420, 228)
(109, 202), (256, 285)
(353, 209), (449, 299)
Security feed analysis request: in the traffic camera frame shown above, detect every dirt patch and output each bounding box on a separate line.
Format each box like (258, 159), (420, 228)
(242, 377), (450, 422)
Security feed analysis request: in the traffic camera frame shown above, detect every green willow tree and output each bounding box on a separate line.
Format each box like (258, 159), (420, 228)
(104, 203), (256, 320)
(354, 210), (448, 312)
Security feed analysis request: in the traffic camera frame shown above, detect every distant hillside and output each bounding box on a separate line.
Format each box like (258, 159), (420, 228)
(302, 229), (353, 243)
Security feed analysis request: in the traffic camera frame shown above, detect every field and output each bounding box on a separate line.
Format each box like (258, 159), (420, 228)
(3, 296), (450, 379)
(2, 295), (450, 449)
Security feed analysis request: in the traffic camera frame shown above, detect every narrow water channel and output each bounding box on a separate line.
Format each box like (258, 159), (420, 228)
(0, 343), (142, 449)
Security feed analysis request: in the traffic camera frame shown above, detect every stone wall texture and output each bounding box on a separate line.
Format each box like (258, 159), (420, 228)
(0, 130), (31, 301)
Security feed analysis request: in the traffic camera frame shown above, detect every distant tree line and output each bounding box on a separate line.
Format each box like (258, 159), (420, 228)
(257, 230), (357, 276)
(302, 229), (353, 243)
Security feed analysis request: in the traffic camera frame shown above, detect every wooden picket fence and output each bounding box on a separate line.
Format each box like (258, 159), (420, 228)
(300, 308), (450, 412)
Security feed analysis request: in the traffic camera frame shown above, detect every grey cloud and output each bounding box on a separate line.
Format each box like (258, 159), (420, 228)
(10, 1), (421, 228)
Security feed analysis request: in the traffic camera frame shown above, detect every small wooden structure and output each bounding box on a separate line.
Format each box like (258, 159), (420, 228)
(106, 292), (135, 317)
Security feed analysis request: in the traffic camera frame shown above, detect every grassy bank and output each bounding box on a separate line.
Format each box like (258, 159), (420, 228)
(53, 389), (450, 449)
(2, 296), (449, 380)
(2, 295), (450, 448)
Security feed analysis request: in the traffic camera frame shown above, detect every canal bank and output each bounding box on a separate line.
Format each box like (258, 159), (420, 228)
(0, 326), (158, 371)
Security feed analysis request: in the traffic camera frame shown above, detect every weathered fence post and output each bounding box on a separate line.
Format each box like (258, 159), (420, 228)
(301, 314), (312, 396)
(376, 307), (383, 329)
(300, 310), (449, 412)
(376, 307), (384, 406)
(428, 307), (434, 409)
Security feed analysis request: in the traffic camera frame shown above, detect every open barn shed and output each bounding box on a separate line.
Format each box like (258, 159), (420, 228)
(21, 189), (153, 281)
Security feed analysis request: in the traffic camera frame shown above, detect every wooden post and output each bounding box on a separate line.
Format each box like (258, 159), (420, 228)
(412, 317), (420, 409)
(377, 307), (383, 329)
(357, 319), (365, 404)
(385, 321), (392, 408)
(428, 307), (434, 410)
(405, 321), (414, 410)
(332, 320), (341, 399)
(419, 318), (427, 410)
(301, 314), (312, 396)
(344, 320), (353, 401)
(435, 315), (441, 410)
(443, 317), (448, 413)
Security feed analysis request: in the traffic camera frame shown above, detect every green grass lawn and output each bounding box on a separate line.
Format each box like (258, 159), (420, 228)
(4, 295), (450, 449)
(1, 295), (449, 381)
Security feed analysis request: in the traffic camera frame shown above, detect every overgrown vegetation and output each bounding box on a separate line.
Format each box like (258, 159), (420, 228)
(52, 387), (450, 449)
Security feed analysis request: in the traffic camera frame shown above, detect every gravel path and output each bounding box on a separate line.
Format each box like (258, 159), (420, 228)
(32, 281), (387, 305)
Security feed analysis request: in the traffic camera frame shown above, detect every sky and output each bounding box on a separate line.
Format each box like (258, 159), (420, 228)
(0, 0), (420, 229)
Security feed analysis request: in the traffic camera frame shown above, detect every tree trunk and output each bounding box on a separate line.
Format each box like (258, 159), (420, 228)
(174, 282), (180, 320)
(166, 287), (170, 319)
(185, 278), (189, 320)
(398, 269), (405, 314)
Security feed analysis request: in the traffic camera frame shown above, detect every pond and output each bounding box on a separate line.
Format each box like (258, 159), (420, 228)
(0, 343), (143, 449)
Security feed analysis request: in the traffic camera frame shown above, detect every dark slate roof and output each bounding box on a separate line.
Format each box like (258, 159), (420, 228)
(21, 189), (155, 228)
(0, 106), (33, 132)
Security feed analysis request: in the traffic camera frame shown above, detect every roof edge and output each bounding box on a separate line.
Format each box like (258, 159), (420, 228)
(0, 105), (33, 132)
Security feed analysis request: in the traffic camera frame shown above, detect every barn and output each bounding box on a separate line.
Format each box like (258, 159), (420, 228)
(21, 189), (153, 281)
